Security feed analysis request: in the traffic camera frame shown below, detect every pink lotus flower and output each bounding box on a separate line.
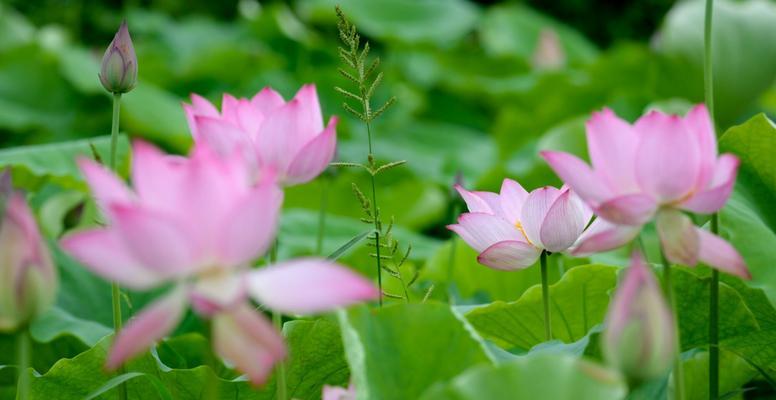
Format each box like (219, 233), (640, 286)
(0, 173), (57, 332)
(447, 179), (593, 270)
(60, 141), (377, 385)
(184, 84), (337, 186)
(542, 105), (749, 279)
(323, 382), (356, 400)
(602, 251), (675, 383)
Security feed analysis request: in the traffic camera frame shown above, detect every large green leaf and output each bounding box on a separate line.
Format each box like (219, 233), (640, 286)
(338, 303), (491, 400)
(656, 0), (776, 126)
(0, 135), (129, 190)
(478, 4), (598, 64)
(682, 350), (757, 400)
(466, 264), (617, 350)
(420, 353), (626, 400)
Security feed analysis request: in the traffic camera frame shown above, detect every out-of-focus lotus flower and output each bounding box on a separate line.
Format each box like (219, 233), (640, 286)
(0, 173), (57, 332)
(99, 21), (137, 94)
(542, 105), (749, 279)
(447, 179), (593, 270)
(60, 141), (377, 385)
(323, 382), (356, 400)
(602, 251), (676, 383)
(532, 28), (566, 70)
(183, 84), (337, 186)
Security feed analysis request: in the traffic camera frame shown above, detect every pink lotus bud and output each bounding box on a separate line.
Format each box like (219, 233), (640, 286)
(602, 251), (675, 383)
(99, 21), (137, 94)
(0, 174), (57, 332)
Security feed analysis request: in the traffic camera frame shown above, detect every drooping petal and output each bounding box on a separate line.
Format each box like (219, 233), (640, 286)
(634, 111), (701, 202)
(540, 151), (612, 204)
(448, 213), (524, 253)
(520, 187), (563, 248)
(284, 117), (338, 185)
(683, 104), (717, 190)
(499, 179), (529, 224)
(455, 185), (494, 214)
(697, 228), (750, 279)
(212, 304), (286, 386)
(595, 194), (657, 226)
(247, 259), (379, 315)
(656, 209), (699, 266)
(60, 229), (160, 289)
(572, 218), (641, 256)
(680, 154), (739, 214)
(539, 189), (588, 252)
(110, 204), (198, 276)
(106, 287), (187, 370)
(217, 181), (282, 267)
(190, 271), (246, 316)
(477, 240), (541, 270)
(586, 108), (639, 192)
(251, 87), (286, 114)
(78, 158), (133, 219)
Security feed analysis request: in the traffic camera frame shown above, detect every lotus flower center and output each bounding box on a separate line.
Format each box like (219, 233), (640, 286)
(514, 220), (534, 246)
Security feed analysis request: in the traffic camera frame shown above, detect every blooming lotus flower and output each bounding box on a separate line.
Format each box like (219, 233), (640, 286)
(542, 105), (749, 279)
(447, 179), (592, 270)
(323, 382), (356, 400)
(99, 21), (137, 94)
(61, 141), (377, 384)
(183, 84), (337, 186)
(0, 173), (57, 332)
(602, 251), (675, 383)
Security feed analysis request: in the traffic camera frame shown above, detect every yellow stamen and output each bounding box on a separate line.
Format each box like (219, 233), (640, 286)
(515, 220), (534, 246)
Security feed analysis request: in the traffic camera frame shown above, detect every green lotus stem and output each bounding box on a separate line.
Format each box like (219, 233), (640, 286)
(540, 251), (552, 341)
(269, 241), (287, 400)
(16, 328), (31, 400)
(109, 92), (128, 400)
(703, 0), (720, 397)
(203, 321), (219, 400)
(661, 253), (685, 400)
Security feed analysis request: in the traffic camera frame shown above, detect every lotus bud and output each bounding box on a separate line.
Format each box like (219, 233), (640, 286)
(99, 21), (137, 94)
(0, 174), (58, 332)
(602, 250), (676, 384)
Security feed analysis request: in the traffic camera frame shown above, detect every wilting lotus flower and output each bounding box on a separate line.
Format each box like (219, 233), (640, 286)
(99, 21), (137, 94)
(0, 173), (58, 332)
(602, 251), (676, 383)
(447, 179), (592, 270)
(61, 141), (377, 384)
(183, 84), (337, 186)
(542, 105), (749, 278)
(323, 382), (356, 400)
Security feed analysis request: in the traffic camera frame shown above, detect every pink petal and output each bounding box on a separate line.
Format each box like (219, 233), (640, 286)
(499, 179), (529, 224)
(107, 287), (187, 370)
(184, 94), (220, 140)
(78, 158), (133, 220)
(234, 98), (265, 137)
(192, 115), (250, 157)
(217, 181), (283, 266)
(539, 189), (588, 252)
(541, 151), (611, 204)
(212, 304), (286, 386)
(220, 93), (241, 124)
(697, 228), (750, 279)
(586, 108), (639, 192)
(520, 186), (563, 248)
(595, 194), (657, 226)
(251, 87), (286, 114)
(284, 117), (338, 185)
(477, 240), (541, 270)
(247, 259), (379, 314)
(680, 154), (739, 214)
(572, 218), (641, 256)
(634, 111), (701, 202)
(131, 140), (187, 213)
(448, 212), (524, 253)
(455, 185), (494, 214)
(60, 229), (160, 289)
(323, 383), (356, 400)
(291, 84), (324, 137)
(656, 209), (699, 266)
(683, 104), (717, 190)
(110, 204), (198, 276)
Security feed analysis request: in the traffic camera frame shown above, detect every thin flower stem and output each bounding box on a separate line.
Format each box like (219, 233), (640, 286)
(109, 92), (128, 400)
(269, 241), (287, 400)
(364, 116), (383, 306)
(316, 177), (329, 255)
(661, 252), (685, 400)
(704, 0), (720, 397)
(540, 251), (552, 341)
(16, 327), (31, 400)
